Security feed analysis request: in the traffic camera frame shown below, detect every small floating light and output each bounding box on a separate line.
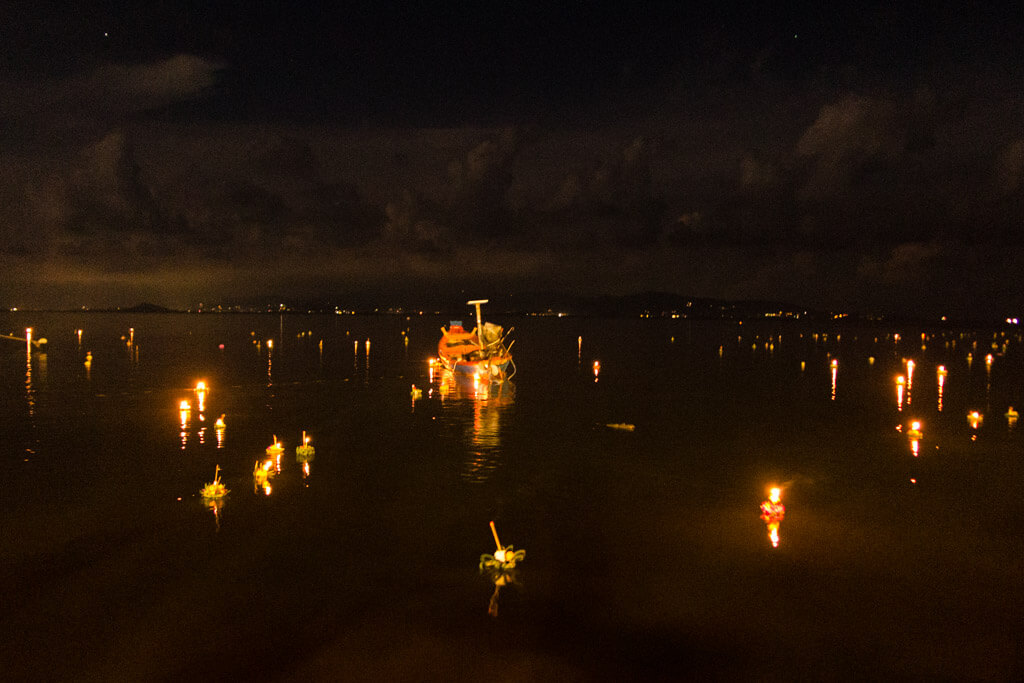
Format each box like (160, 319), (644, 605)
(266, 436), (284, 456)
(201, 465), (228, 500)
(759, 487), (785, 548)
(296, 431), (315, 462)
(967, 411), (983, 430)
(479, 520), (525, 572)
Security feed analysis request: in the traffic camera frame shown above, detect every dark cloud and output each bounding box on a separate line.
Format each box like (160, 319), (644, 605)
(2, 6), (1024, 319)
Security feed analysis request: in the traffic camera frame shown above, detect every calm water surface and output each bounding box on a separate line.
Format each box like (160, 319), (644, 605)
(2, 313), (1022, 680)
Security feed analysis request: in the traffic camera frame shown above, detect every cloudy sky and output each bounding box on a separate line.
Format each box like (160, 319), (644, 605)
(2, 2), (1023, 318)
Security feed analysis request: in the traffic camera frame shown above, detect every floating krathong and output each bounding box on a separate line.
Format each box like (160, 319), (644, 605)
(253, 459), (274, 494)
(479, 520), (525, 573)
(410, 384), (423, 400)
(295, 431), (315, 462)
(967, 411), (983, 430)
(1006, 406), (1019, 427)
(906, 421), (923, 440)
(759, 487), (785, 548)
(201, 465), (228, 500)
(266, 436), (284, 456)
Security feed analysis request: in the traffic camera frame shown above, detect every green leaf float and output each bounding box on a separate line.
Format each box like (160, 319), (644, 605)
(201, 465), (228, 500)
(479, 520), (525, 572)
(295, 431), (315, 463)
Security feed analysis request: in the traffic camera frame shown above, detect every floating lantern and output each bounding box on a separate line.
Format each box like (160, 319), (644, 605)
(215, 414), (226, 429)
(76, 329), (83, 344)
(253, 459), (275, 493)
(967, 411), (983, 430)
(479, 520), (525, 572)
(295, 431), (315, 462)
(410, 384), (423, 400)
(201, 465), (228, 500)
(906, 421), (923, 440)
(1006, 407), (1019, 427)
(195, 381), (208, 411)
(759, 487), (785, 548)
(266, 436), (284, 456)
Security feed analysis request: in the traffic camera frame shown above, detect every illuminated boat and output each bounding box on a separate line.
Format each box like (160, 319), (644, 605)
(438, 299), (515, 384)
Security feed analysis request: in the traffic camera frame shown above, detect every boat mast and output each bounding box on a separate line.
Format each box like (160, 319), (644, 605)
(467, 299), (488, 332)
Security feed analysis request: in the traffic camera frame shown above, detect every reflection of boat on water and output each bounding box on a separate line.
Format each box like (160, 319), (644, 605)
(438, 299), (515, 385)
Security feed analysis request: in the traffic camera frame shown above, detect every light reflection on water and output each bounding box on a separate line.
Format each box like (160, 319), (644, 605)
(1, 313), (1022, 679)
(436, 369), (515, 484)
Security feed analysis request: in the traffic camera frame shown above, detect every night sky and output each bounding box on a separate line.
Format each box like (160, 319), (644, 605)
(3, 2), (1023, 319)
